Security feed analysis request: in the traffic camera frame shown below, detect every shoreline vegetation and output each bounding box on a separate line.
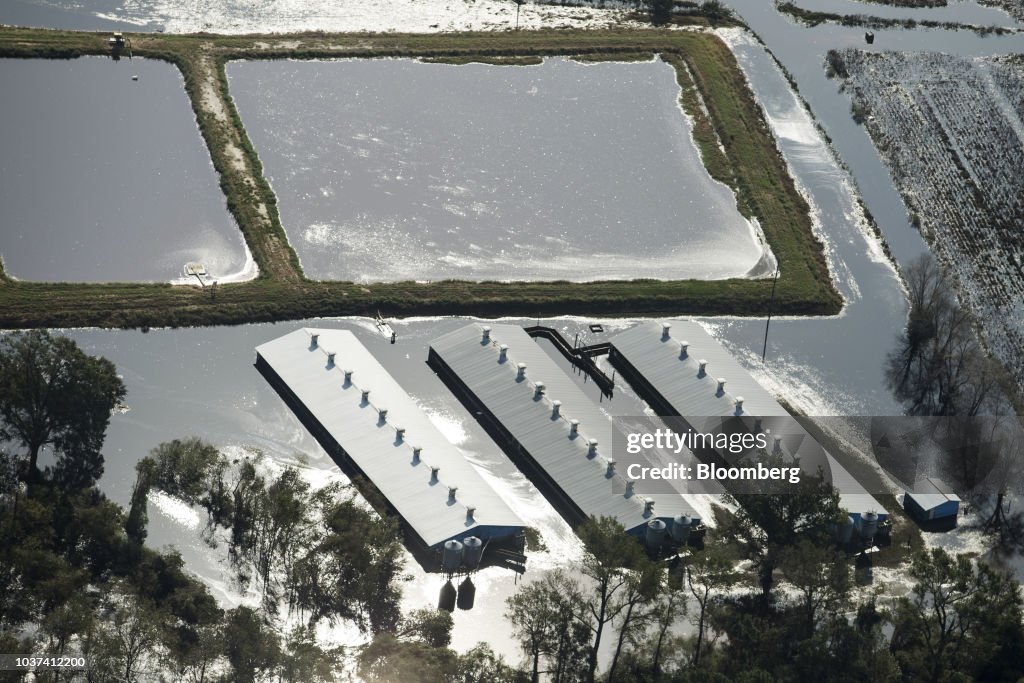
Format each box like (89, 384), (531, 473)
(775, 0), (1018, 33)
(857, 0), (946, 6)
(0, 26), (841, 329)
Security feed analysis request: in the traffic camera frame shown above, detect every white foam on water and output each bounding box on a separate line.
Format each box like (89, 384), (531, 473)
(169, 234), (258, 286)
(148, 489), (201, 531)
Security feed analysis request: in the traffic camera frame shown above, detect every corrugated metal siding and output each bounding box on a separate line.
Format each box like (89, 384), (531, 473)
(429, 323), (697, 534)
(609, 321), (785, 418)
(608, 321), (888, 518)
(256, 328), (525, 549)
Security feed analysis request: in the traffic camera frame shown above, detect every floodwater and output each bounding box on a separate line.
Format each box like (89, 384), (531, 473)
(0, 57), (248, 282)
(696, 4), (1024, 412)
(227, 57), (771, 282)
(0, 0), (162, 31)
(789, 0), (1023, 27)
(64, 319), (590, 660)
(30, 15), (996, 660)
(717, 2), (1024, 267)
(10, 0), (1024, 667)
(0, 0), (622, 33)
(65, 309), (897, 661)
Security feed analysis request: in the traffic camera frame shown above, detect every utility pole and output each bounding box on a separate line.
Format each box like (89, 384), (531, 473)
(515, 0), (524, 29)
(761, 266), (780, 362)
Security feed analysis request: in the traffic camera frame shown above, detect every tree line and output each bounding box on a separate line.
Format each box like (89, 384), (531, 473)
(126, 438), (406, 634)
(499, 515), (1024, 682)
(0, 331), (507, 681)
(4, 323), (1024, 682)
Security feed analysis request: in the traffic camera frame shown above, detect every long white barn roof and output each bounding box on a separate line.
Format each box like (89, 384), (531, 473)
(429, 323), (697, 533)
(256, 328), (525, 548)
(608, 321), (886, 517)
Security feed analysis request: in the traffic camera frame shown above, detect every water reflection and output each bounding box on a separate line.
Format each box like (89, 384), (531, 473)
(0, 57), (248, 282)
(227, 57), (771, 283)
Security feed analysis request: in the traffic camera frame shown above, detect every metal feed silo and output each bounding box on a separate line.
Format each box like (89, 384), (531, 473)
(442, 539), (464, 573)
(645, 519), (667, 548)
(462, 536), (484, 570)
(671, 515), (692, 543)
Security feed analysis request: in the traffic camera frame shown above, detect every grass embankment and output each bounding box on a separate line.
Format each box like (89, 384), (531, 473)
(0, 27), (841, 329)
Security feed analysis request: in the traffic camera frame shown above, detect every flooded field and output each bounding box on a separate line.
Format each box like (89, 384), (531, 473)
(835, 50), (1024, 391)
(981, 0), (1024, 21)
(227, 57), (772, 282)
(0, 0), (621, 33)
(0, 57), (249, 282)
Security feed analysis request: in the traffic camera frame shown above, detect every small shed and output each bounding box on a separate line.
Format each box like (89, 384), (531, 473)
(904, 477), (960, 530)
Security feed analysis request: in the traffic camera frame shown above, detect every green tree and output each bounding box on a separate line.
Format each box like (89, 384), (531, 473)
(223, 606), (281, 683)
(278, 625), (343, 683)
(789, 599), (899, 683)
(125, 457), (155, 545)
(0, 449), (18, 497)
(164, 622), (223, 683)
(396, 607), (454, 649)
(886, 254), (998, 417)
(0, 330), (126, 488)
(506, 569), (588, 683)
(40, 591), (95, 658)
(700, 0), (730, 23)
(720, 468), (841, 597)
(147, 438), (225, 503)
(291, 489), (406, 634)
(60, 488), (131, 579)
(457, 643), (526, 683)
(606, 562), (663, 683)
(707, 596), (789, 680)
(357, 633), (459, 683)
(576, 516), (654, 683)
(86, 590), (162, 683)
(644, 585), (688, 679)
(778, 540), (850, 638)
(686, 548), (739, 667)
(650, 0), (673, 25)
(609, 573), (689, 683)
(890, 548), (1024, 682)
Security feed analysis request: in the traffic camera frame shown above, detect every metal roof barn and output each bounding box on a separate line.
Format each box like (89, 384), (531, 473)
(428, 323), (700, 539)
(904, 477), (960, 529)
(255, 328), (526, 569)
(607, 321), (887, 521)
